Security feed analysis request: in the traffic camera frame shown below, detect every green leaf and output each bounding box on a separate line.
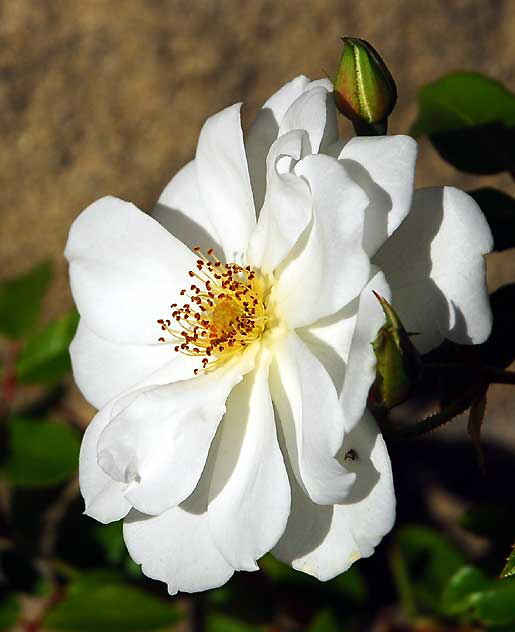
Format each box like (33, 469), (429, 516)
(207, 614), (262, 632)
(94, 521), (141, 578)
(471, 577), (515, 625)
(411, 72), (515, 174)
(478, 284), (515, 370)
(441, 565), (490, 616)
(461, 504), (515, 543)
(308, 610), (341, 632)
(412, 72), (515, 135)
(500, 543), (515, 580)
(45, 571), (181, 631)
(327, 566), (367, 605)
(0, 595), (19, 630)
(16, 310), (79, 383)
(469, 189), (515, 252)
(94, 522), (127, 566)
(0, 260), (52, 339)
(397, 525), (466, 613)
(3, 418), (80, 487)
(260, 554), (367, 605)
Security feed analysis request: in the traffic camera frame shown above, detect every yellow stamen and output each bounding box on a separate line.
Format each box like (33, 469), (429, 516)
(156, 247), (268, 374)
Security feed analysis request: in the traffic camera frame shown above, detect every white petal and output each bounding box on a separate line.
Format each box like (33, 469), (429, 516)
(374, 187), (493, 354)
(305, 78), (333, 91)
(273, 411), (395, 581)
(340, 269), (391, 432)
(124, 472), (233, 595)
(273, 155), (370, 328)
(65, 196), (196, 344)
(270, 333), (355, 506)
(196, 103), (255, 260)
(247, 131), (312, 272)
(70, 320), (197, 409)
(278, 85), (338, 156)
(208, 357), (290, 571)
(246, 75), (310, 213)
(153, 160), (221, 254)
(97, 350), (257, 515)
(79, 400), (132, 524)
(339, 135), (418, 257)
(256, 75), (311, 127)
(297, 300), (358, 395)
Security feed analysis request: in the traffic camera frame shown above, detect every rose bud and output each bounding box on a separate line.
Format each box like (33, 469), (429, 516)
(370, 292), (422, 409)
(333, 37), (397, 133)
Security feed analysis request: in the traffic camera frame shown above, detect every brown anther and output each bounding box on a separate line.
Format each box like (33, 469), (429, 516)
(159, 249), (266, 375)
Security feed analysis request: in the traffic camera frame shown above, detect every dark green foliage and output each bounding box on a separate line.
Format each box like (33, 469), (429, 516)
(479, 284), (515, 370)
(16, 309), (79, 383)
(411, 72), (515, 174)
(308, 610), (341, 632)
(0, 595), (19, 630)
(0, 261), (52, 339)
(500, 545), (515, 580)
(396, 525), (466, 614)
(44, 572), (182, 631)
(469, 189), (515, 252)
(3, 417), (80, 487)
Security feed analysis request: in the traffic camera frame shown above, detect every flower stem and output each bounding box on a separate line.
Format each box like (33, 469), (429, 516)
(191, 592), (206, 632)
(0, 341), (19, 422)
(380, 381), (483, 440)
(352, 119), (387, 136)
(379, 362), (514, 440)
(389, 544), (417, 620)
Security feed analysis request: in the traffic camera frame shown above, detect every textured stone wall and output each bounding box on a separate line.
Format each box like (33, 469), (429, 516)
(1, 0), (513, 303)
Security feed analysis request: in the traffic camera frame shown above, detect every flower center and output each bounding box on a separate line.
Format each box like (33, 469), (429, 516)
(157, 248), (268, 374)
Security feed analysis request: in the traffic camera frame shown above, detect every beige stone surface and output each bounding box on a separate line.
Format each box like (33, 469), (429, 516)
(0, 0), (513, 433)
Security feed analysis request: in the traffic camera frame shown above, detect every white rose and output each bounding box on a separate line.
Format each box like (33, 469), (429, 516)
(65, 76), (492, 594)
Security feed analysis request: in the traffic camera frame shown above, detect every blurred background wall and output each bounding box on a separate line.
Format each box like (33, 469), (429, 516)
(0, 0), (513, 427)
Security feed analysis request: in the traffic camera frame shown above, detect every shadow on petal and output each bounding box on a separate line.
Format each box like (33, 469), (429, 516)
(340, 157), (392, 256)
(374, 187), (464, 353)
(337, 419), (380, 505)
(153, 202), (222, 258)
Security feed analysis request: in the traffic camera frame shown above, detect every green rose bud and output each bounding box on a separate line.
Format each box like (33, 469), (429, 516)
(333, 37), (397, 134)
(370, 292), (422, 409)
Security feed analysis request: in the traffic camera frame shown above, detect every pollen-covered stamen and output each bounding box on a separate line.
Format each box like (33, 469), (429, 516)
(157, 247), (267, 374)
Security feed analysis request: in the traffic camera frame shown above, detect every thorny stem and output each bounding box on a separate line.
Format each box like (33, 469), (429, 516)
(22, 586), (65, 632)
(380, 361), (515, 440)
(40, 475), (80, 559)
(0, 341), (19, 422)
(0, 342), (19, 538)
(379, 381), (485, 440)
